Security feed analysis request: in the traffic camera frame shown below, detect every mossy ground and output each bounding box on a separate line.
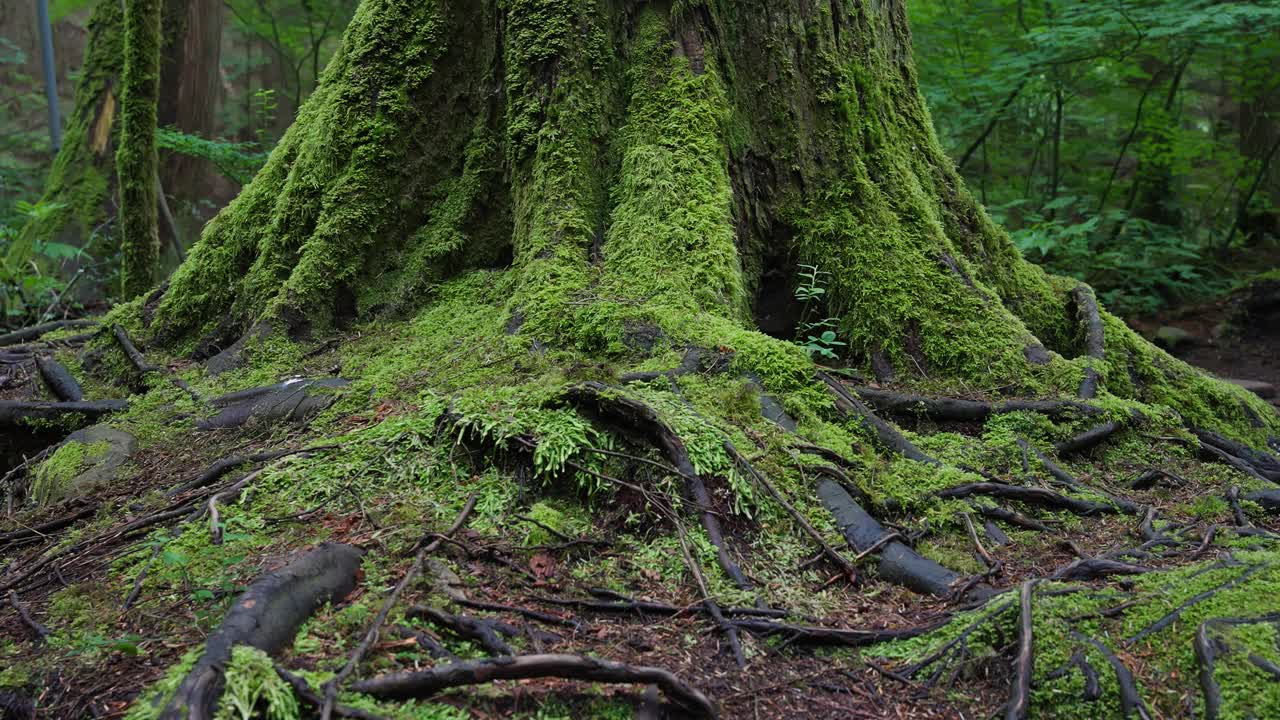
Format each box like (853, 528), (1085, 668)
(3, 272), (1280, 718)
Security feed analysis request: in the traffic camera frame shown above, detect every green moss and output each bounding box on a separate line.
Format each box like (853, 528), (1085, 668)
(116, 0), (163, 298)
(31, 440), (111, 505)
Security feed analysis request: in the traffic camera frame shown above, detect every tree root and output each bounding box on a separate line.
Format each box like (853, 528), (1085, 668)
(819, 479), (970, 597)
(0, 320), (98, 348)
(1055, 419), (1125, 457)
(818, 372), (938, 465)
(725, 442), (857, 581)
(112, 325), (203, 404)
(406, 605), (561, 654)
(34, 355), (83, 402)
(1128, 562), (1271, 644)
(727, 617), (945, 648)
(348, 654), (717, 718)
(0, 399), (127, 428)
(156, 543), (364, 720)
(1051, 558), (1151, 582)
(851, 386), (1099, 422)
(1194, 429), (1280, 483)
(1071, 633), (1152, 719)
(564, 383), (757, 595)
(974, 505), (1058, 532)
(1023, 442), (1141, 513)
(937, 483), (1118, 516)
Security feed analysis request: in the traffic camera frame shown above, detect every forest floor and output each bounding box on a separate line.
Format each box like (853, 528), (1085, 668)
(2, 280), (1280, 719)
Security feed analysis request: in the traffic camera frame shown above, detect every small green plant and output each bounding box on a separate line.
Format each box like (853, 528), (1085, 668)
(792, 264), (845, 360)
(0, 200), (90, 327)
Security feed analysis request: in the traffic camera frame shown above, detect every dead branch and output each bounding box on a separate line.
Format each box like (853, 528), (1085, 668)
(7, 590), (50, 641)
(349, 654), (717, 718)
(1005, 580), (1036, 720)
(34, 355), (83, 402)
(0, 320), (97, 348)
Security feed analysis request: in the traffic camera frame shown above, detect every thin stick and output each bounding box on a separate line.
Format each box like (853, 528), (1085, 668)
(1005, 580), (1036, 720)
(8, 589), (50, 641)
(319, 493), (478, 720)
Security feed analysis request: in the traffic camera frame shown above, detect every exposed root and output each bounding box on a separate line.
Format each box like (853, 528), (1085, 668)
(1128, 562), (1271, 644)
(273, 665), (388, 720)
(0, 399), (127, 428)
(1055, 419), (1125, 457)
(1051, 557), (1151, 582)
(852, 386), (1099, 422)
(1072, 285), (1105, 399)
(937, 483), (1118, 516)
(725, 441), (857, 581)
(34, 355), (83, 402)
(727, 617), (945, 648)
(1023, 441), (1141, 514)
(112, 325), (204, 404)
(348, 654), (718, 718)
(818, 479), (970, 597)
(156, 543), (364, 719)
(975, 505), (1057, 532)
(319, 494), (478, 719)
(167, 446), (334, 497)
(819, 372), (938, 465)
(564, 382), (757, 595)
(1072, 632), (1153, 719)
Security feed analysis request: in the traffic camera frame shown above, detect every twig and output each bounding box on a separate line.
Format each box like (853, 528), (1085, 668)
(319, 494), (479, 720)
(8, 590), (50, 641)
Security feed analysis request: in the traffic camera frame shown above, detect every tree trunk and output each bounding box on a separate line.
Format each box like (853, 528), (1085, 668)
(116, 0), (164, 299)
(6, 0), (192, 286)
(143, 0), (1275, 445)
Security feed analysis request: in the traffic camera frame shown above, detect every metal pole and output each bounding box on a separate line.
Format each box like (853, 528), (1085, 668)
(37, 0), (63, 152)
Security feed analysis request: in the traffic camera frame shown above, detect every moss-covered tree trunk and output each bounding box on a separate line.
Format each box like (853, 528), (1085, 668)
(5, 0), (187, 291)
(145, 0), (1275, 444)
(116, 0), (163, 299)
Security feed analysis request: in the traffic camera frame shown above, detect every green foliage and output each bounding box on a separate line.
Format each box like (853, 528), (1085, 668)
(912, 0), (1280, 316)
(156, 128), (269, 185)
(0, 199), (90, 328)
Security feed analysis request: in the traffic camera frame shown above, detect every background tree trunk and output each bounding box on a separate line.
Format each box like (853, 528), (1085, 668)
(116, 0), (163, 299)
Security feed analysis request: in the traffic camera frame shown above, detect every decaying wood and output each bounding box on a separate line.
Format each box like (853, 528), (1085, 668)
(349, 654), (717, 718)
(0, 399), (127, 428)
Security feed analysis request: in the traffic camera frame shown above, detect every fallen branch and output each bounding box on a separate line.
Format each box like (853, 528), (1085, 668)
(34, 355), (83, 402)
(0, 320), (97, 348)
(158, 543), (364, 719)
(167, 447), (331, 497)
(1005, 580), (1036, 720)
(349, 654), (717, 718)
(7, 590), (50, 641)
(0, 399), (127, 428)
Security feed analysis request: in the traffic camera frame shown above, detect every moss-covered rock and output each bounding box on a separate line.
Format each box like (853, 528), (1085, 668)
(31, 425), (136, 505)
